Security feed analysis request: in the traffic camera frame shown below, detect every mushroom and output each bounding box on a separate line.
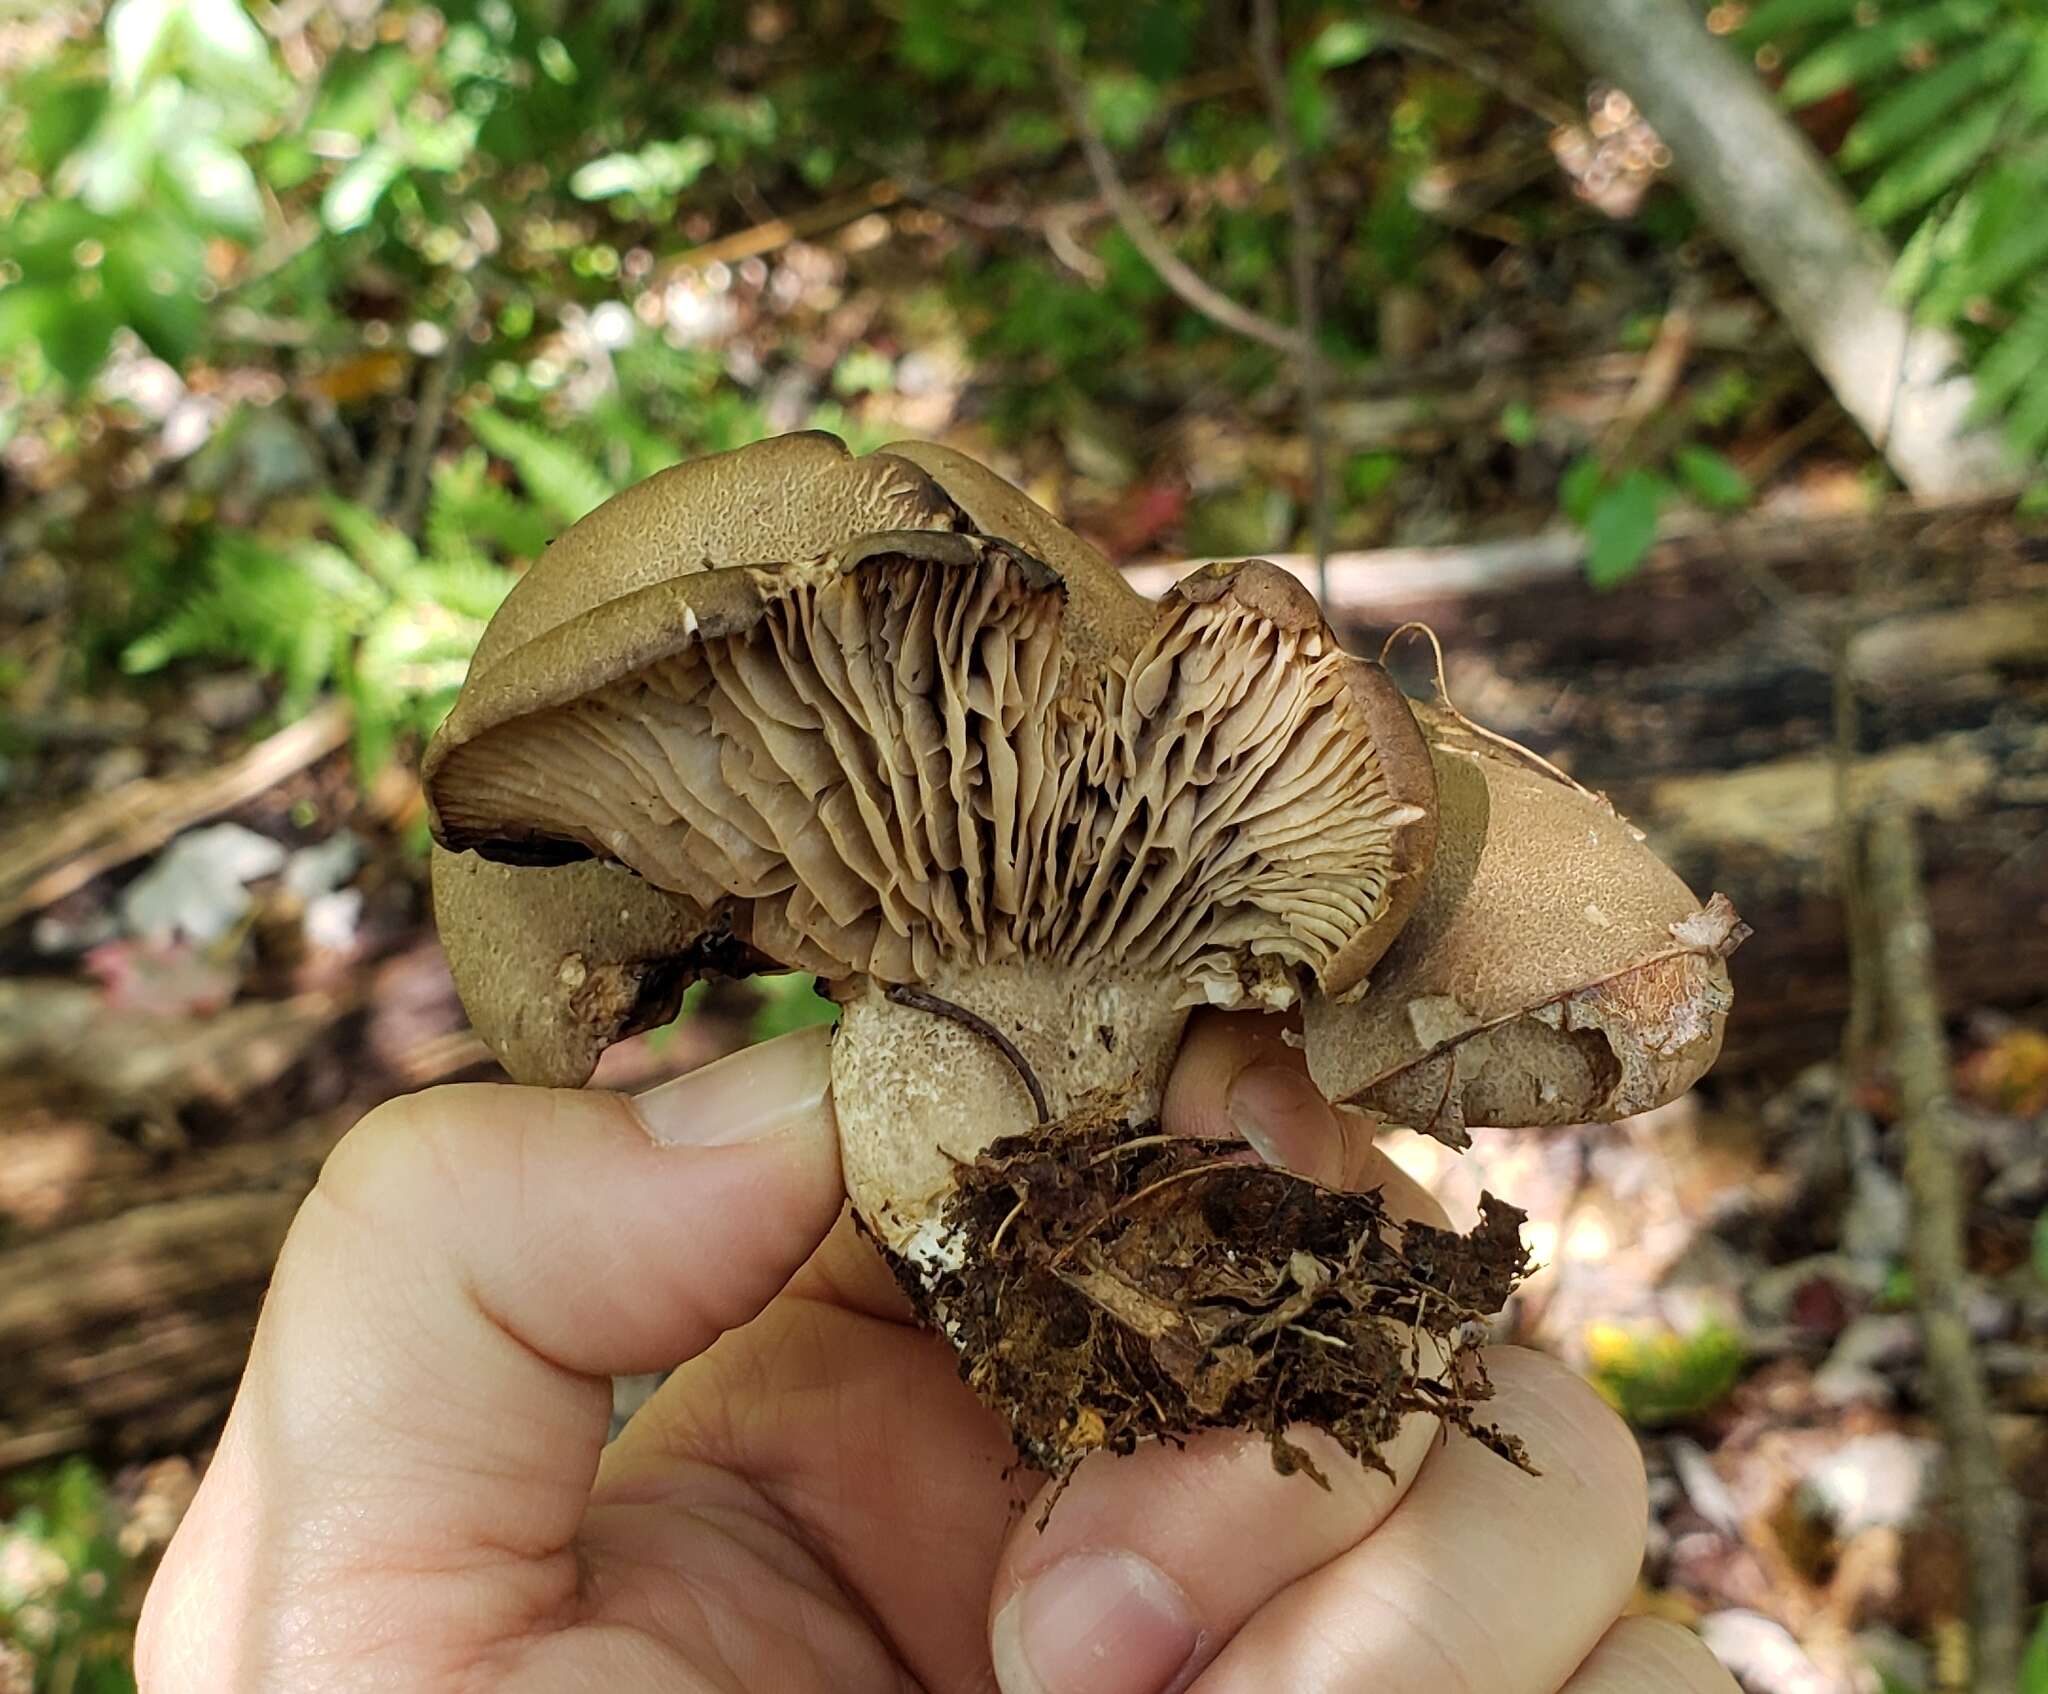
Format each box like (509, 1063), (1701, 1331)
(422, 432), (1741, 1476)
(425, 433), (1438, 1258)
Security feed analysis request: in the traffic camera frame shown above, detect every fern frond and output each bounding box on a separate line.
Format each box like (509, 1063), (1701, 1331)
(1737, 0), (1863, 43)
(321, 494), (419, 593)
(2002, 352), (2048, 455)
(409, 558), (515, 621)
(1779, 0), (1997, 108)
(1837, 37), (2011, 170)
(1971, 289), (2048, 415)
(1860, 90), (2013, 225)
(1922, 165), (2048, 318)
(467, 406), (615, 527)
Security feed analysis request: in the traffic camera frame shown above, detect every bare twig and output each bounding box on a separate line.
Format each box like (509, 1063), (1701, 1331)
(0, 702), (353, 928)
(356, 396), (404, 516)
(1823, 612), (1876, 1188)
(1249, 0), (1333, 604)
(1597, 276), (1701, 466)
(393, 306), (477, 537)
(1365, 10), (1580, 129)
(1041, 9), (1304, 357)
(659, 63), (1255, 281)
(1863, 810), (2027, 1694)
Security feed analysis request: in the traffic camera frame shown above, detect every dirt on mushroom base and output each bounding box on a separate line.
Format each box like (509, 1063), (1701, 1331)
(883, 1106), (1536, 1513)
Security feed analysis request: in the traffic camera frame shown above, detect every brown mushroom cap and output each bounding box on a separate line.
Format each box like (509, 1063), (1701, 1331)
(1301, 706), (1743, 1145)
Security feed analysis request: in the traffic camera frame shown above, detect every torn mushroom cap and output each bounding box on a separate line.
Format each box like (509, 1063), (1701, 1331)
(1302, 703), (1746, 1147)
(423, 436), (1437, 1242)
(431, 848), (738, 1087)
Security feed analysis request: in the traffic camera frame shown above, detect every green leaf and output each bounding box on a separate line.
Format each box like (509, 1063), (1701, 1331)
(1780, 2), (1993, 107)
(104, 245), (207, 365)
(1860, 90), (2013, 226)
(2032, 1209), (2048, 1286)
(569, 136), (714, 200)
(180, 0), (282, 105)
(1970, 290), (2048, 414)
(1673, 444), (1753, 510)
(750, 973), (840, 1041)
(1305, 18), (1378, 69)
(166, 134), (264, 235)
(106, 0), (182, 97)
(1499, 400), (1538, 447)
(1086, 71), (1162, 151)
(1587, 1319), (1746, 1427)
(1583, 469), (1667, 589)
(1837, 38), (2011, 170)
(1343, 450), (1402, 501)
(1931, 188), (2048, 317)
(1558, 453), (1605, 525)
(19, 72), (107, 172)
(322, 143), (403, 233)
(2022, 1605), (2048, 1694)
(2003, 356), (2048, 456)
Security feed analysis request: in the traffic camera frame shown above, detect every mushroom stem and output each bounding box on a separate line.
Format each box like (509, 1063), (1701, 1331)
(830, 959), (1189, 1258)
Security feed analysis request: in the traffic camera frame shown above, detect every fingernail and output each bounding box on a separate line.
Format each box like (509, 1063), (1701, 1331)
(991, 1551), (1200, 1694)
(1228, 1062), (1345, 1185)
(630, 1023), (832, 1147)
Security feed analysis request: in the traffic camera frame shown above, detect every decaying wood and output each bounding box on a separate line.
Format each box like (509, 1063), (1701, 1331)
(0, 1129), (335, 1470)
(1140, 498), (2047, 1075)
(1864, 809), (2027, 1694)
(0, 702), (352, 928)
(0, 980), (349, 1128)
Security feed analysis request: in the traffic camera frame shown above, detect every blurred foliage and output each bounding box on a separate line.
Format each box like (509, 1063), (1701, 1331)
(1584, 1317), (1747, 1428)
(0, 1460), (139, 1694)
(1745, 0), (2048, 462)
(2025, 1607), (2048, 1694)
(4, 0), (2038, 769)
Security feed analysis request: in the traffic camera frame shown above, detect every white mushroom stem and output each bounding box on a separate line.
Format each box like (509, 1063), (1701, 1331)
(831, 958), (1189, 1256)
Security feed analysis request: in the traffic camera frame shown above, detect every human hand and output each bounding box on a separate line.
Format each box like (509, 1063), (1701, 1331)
(138, 1013), (1736, 1693)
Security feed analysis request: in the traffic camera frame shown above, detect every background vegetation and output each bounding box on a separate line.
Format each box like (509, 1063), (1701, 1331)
(2, 3), (2044, 1690)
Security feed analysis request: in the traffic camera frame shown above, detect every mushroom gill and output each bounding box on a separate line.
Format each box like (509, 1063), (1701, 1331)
(427, 530), (1434, 1245)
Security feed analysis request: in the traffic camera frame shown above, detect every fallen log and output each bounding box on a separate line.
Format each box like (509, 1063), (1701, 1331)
(0, 1128), (335, 1470)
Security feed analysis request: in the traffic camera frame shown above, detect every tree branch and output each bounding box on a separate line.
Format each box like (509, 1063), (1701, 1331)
(1864, 808), (2027, 1694)
(1530, 0), (2018, 498)
(1041, 12), (1305, 357)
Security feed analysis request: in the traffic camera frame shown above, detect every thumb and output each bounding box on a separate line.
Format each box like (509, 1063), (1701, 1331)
(139, 1025), (839, 1689)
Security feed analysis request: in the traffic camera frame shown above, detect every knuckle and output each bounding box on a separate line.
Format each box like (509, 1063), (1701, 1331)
(316, 1083), (499, 1214)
